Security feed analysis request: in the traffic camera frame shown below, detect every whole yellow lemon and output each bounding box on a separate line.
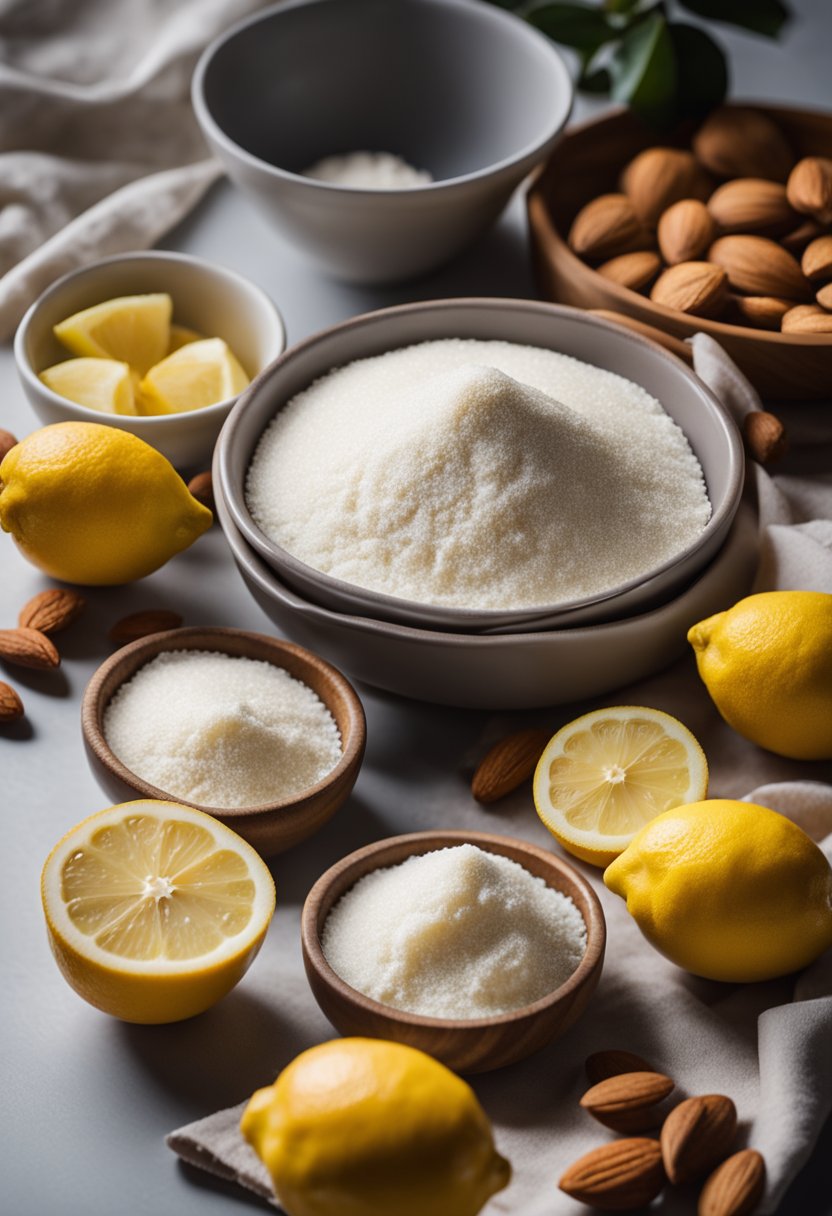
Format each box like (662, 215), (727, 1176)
(604, 799), (832, 982)
(241, 1038), (511, 1216)
(688, 590), (832, 760)
(0, 421), (211, 584)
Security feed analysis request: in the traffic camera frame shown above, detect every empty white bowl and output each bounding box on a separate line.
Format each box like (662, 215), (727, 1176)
(14, 251), (285, 468)
(192, 0), (573, 282)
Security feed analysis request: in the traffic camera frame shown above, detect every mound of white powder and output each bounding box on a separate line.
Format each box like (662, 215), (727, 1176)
(321, 844), (587, 1019)
(103, 650), (342, 809)
(246, 339), (711, 611)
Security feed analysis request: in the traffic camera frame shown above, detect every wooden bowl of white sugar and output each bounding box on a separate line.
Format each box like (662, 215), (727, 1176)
(81, 627), (365, 857)
(301, 830), (605, 1074)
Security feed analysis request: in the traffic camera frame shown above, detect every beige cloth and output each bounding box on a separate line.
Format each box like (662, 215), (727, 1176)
(167, 339), (832, 1213)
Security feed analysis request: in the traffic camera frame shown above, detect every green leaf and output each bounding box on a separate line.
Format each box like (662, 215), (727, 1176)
(580, 65), (613, 93)
(676, 0), (790, 39)
(604, 0), (648, 13)
(528, 2), (618, 51)
(609, 12), (677, 124)
(669, 22), (729, 118)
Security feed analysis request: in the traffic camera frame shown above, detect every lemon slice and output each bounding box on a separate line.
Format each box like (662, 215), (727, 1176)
(137, 338), (250, 415)
(533, 707), (708, 868)
(41, 800), (275, 1023)
(168, 323), (205, 353)
(39, 357), (137, 415)
(53, 293), (172, 376)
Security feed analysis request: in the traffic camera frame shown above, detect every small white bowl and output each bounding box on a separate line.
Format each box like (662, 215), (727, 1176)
(14, 251), (285, 469)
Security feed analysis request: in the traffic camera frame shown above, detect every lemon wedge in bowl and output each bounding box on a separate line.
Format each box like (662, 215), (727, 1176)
(39, 357), (138, 415)
(138, 337), (250, 414)
(533, 706), (708, 868)
(53, 293), (172, 376)
(41, 800), (275, 1023)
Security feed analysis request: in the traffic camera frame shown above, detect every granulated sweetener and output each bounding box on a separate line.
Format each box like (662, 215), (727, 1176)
(246, 340), (711, 611)
(322, 843), (587, 1019)
(302, 151), (432, 188)
(103, 650), (341, 809)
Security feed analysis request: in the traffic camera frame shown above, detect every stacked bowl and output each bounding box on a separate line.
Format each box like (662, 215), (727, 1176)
(214, 299), (754, 710)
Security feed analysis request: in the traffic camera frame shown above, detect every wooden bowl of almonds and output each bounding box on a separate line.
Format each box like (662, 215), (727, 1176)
(527, 102), (832, 400)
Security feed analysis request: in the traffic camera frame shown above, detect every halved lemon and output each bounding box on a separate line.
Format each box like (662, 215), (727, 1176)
(41, 801), (275, 1023)
(53, 293), (172, 376)
(40, 357), (137, 415)
(137, 337), (250, 414)
(533, 707), (708, 868)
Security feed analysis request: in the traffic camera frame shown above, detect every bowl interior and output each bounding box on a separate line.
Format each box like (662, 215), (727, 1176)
(198, 0), (571, 182)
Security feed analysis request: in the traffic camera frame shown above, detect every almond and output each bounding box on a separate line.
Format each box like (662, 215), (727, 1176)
(0, 627), (60, 670)
(817, 282), (832, 309)
(730, 295), (791, 331)
(786, 156), (832, 224)
(569, 194), (649, 261)
(622, 147), (710, 227)
(698, 1149), (766, 1216)
(580, 1070), (675, 1133)
(597, 250), (662, 292)
(658, 199), (716, 264)
(187, 470), (215, 513)
(743, 411), (788, 465)
(801, 235), (832, 282)
(781, 304), (832, 334)
(559, 1138), (665, 1210)
(708, 236), (811, 301)
(707, 178), (797, 236)
(661, 1093), (737, 1185)
(693, 107), (794, 182)
(651, 262), (728, 318)
(585, 1048), (658, 1085)
(0, 681), (24, 722)
(18, 588), (86, 635)
(781, 219), (826, 255)
(471, 728), (550, 804)
(109, 610), (184, 646)
(0, 427), (18, 463)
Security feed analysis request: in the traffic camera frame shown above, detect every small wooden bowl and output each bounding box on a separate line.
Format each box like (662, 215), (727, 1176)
(527, 102), (832, 401)
(81, 626), (365, 857)
(301, 830), (605, 1073)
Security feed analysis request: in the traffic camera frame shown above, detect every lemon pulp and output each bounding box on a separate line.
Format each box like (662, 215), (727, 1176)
(138, 337), (249, 414)
(53, 293), (172, 376)
(40, 357), (137, 415)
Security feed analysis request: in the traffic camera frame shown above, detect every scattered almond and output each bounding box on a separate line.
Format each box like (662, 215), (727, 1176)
(0, 627), (60, 670)
(568, 194), (649, 261)
(698, 1149), (766, 1216)
(580, 1071), (675, 1133)
(559, 1138), (665, 1210)
(661, 1093), (737, 1185)
(585, 1049), (658, 1085)
(596, 250), (662, 291)
(109, 610), (184, 645)
(658, 199), (716, 264)
(781, 218), (826, 254)
(786, 156), (832, 224)
(817, 282), (832, 309)
(707, 178), (797, 236)
(471, 728), (550, 804)
(18, 588), (86, 635)
(801, 235), (832, 282)
(781, 304), (832, 334)
(708, 235), (811, 301)
(622, 147), (710, 227)
(0, 427), (18, 463)
(187, 470), (215, 513)
(743, 412), (788, 465)
(730, 295), (791, 331)
(651, 262), (728, 318)
(693, 108), (794, 182)
(0, 680), (24, 722)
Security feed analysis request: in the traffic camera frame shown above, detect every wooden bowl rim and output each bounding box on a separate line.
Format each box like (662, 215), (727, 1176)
(80, 625), (366, 819)
(301, 829), (606, 1031)
(527, 101), (832, 348)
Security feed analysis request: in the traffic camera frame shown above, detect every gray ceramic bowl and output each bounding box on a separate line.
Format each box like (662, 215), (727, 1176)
(14, 251), (285, 469)
(192, 0), (572, 283)
(215, 299), (745, 633)
(214, 477), (759, 709)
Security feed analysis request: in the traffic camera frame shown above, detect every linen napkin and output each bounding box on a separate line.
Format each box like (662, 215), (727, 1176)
(0, 0), (276, 339)
(167, 339), (832, 1214)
